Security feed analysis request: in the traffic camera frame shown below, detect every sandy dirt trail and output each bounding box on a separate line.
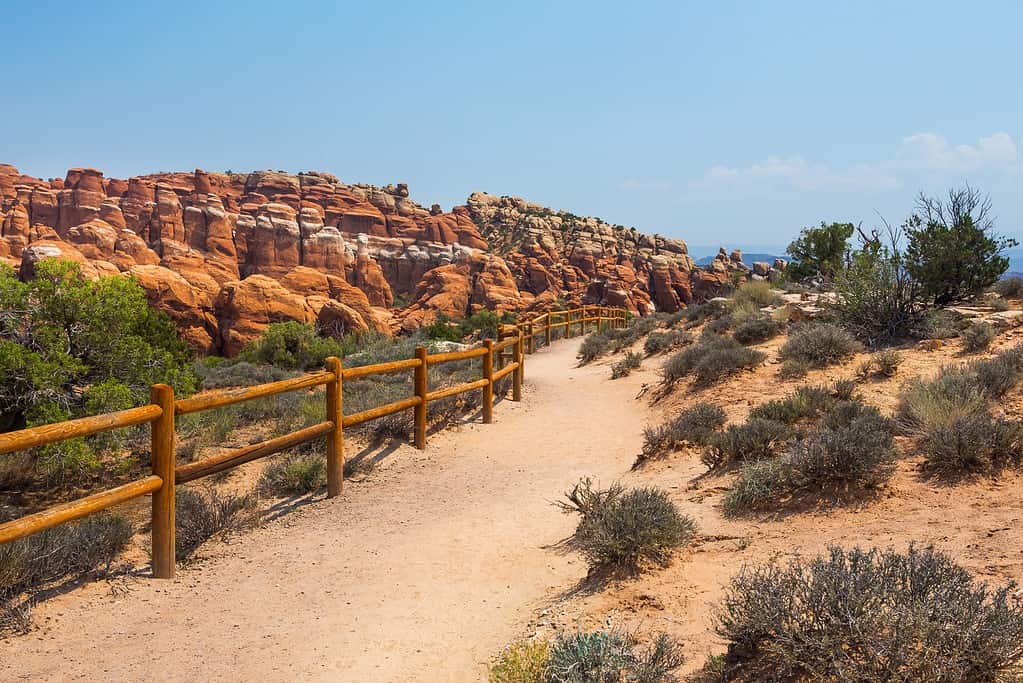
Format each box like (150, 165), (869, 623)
(1, 338), (647, 682)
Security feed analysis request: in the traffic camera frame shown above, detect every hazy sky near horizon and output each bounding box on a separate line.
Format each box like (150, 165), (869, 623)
(3, 0), (1021, 249)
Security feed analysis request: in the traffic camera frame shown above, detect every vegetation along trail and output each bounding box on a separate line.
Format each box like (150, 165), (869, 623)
(0, 337), (647, 682)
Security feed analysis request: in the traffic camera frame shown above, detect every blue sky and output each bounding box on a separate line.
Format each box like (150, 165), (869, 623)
(3, 1), (1021, 251)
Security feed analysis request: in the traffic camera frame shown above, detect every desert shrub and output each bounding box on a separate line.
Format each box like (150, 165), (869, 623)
(559, 479), (696, 572)
(610, 351), (642, 379)
(971, 344), (1023, 396)
(704, 315), (732, 335)
(779, 323), (862, 368)
(785, 403), (896, 489)
(640, 403), (726, 460)
(730, 280), (782, 309)
(961, 321), (996, 353)
(195, 360), (297, 389)
(747, 385), (833, 424)
(917, 410), (1023, 478)
(547, 630), (685, 683)
(240, 321), (348, 370)
(995, 275), (1023, 299)
(991, 296), (1011, 312)
(722, 459), (788, 515)
(643, 329), (690, 355)
(897, 369), (989, 435)
(489, 639), (550, 683)
(702, 418), (790, 469)
(1, 513), (131, 631)
(778, 358), (809, 379)
(259, 453), (325, 496)
(731, 315), (782, 345)
(662, 335), (765, 386)
(175, 487), (257, 561)
(855, 349), (903, 380)
(905, 186), (1016, 306)
(916, 308), (962, 340)
(609, 316), (660, 352)
(684, 300), (727, 325)
(785, 221), (855, 281)
(714, 545), (1023, 681)
(0, 260), (196, 481)
(578, 330), (615, 364)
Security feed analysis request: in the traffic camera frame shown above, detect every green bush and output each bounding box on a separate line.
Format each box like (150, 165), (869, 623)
(240, 321), (348, 370)
(610, 351), (642, 379)
(259, 453), (326, 496)
(731, 315), (782, 345)
(175, 487), (257, 561)
(714, 545), (1023, 681)
(702, 418), (790, 469)
(489, 639), (550, 683)
(961, 321), (996, 353)
(785, 221), (855, 281)
(905, 186), (1016, 306)
(0, 260), (196, 481)
(546, 631), (685, 683)
(778, 323), (862, 368)
(662, 335), (765, 386)
(559, 479), (696, 573)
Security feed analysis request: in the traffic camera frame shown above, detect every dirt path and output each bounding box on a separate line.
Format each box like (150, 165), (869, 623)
(1, 339), (648, 682)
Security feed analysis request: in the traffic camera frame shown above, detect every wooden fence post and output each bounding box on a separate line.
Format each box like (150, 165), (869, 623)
(482, 339), (494, 424)
(545, 313), (552, 346)
(325, 356), (343, 498)
(527, 321), (534, 354)
(414, 346), (428, 449)
(150, 383), (175, 579)
(513, 330), (524, 401)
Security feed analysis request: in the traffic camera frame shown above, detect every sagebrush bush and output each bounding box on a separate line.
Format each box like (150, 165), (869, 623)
(175, 487), (257, 561)
(784, 403), (896, 489)
(961, 321), (997, 353)
(995, 275), (1023, 299)
(559, 479), (695, 572)
(611, 351), (642, 379)
(778, 358), (809, 379)
(1, 513), (131, 631)
(714, 545), (1023, 681)
(609, 316), (660, 352)
(643, 329), (691, 356)
(918, 410), (1023, 477)
(195, 360), (297, 389)
(778, 323), (862, 368)
(662, 335), (765, 386)
(578, 331), (614, 364)
(640, 403), (726, 461)
(855, 348), (903, 380)
(916, 308), (963, 340)
(722, 459), (787, 515)
(259, 453), (325, 496)
(747, 385), (834, 424)
(731, 315), (783, 345)
(991, 296), (1011, 312)
(702, 418), (790, 469)
(547, 630), (685, 683)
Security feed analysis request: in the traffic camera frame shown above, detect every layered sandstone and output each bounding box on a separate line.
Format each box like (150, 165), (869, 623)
(1, 164), (750, 355)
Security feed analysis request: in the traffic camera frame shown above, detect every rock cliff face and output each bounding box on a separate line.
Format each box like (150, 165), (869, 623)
(0, 164), (757, 355)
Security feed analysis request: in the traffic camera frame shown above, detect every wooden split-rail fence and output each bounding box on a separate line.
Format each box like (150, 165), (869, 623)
(0, 306), (627, 579)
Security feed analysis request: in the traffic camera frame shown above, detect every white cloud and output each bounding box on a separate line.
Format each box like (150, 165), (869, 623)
(698, 132), (1018, 193)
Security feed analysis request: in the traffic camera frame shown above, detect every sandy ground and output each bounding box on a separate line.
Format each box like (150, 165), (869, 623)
(0, 338), (649, 682)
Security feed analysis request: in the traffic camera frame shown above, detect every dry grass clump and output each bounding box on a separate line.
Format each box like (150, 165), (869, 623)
(855, 348), (903, 380)
(662, 334), (765, 386)
(994, 275), (1023, 299)
(175, 487), (258, 561)
(610, 351), (642, 379)
(1, 513), (131, 632)
(259, 452), (325, 496)
(961, 321), (997, 353)
(558, 478), (695, 574)
(712, 545), (1023, 681)
(778, 323), (862, 369)
(730, 281), (782, 309)
(639, 403), (726, 462)
(488, 639), (551, 683)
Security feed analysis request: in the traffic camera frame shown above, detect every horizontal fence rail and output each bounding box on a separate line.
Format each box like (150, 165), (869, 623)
(0, 305), (627, 578)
